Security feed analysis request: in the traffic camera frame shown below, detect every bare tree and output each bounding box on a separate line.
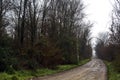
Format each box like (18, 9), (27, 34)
(110, 0), (120, 45)
(27, 0), (41, 46)
(40, 0), (48, 36)
(11, 0), (28, 47)
(11, 0), (41, 47)
(0, 0), (11, 39)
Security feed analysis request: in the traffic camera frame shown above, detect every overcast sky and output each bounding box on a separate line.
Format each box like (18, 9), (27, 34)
(84, 0), (114, 37)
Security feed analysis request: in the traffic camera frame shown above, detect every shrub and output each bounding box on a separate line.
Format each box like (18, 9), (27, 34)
(113, 53), (120, 72)
(11, 76), (19, 80)
(34, 37), (62, 69)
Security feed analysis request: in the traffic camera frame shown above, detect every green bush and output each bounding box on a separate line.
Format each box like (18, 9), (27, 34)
(0, 48), (11, 72)
(0, 35), (15, 72)
(112, 53), (120, 72)
(105, 61), (120, 80)
(0, 73), (11, 80)
(11, 76), (19, 80)
(0, 47), (17, 73)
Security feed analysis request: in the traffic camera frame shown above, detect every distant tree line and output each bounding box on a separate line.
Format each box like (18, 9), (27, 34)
(95, 0), (120, 73)
(0, 0), (92, 72)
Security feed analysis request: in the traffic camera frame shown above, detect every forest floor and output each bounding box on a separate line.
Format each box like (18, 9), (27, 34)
(31, 59), (107, 80)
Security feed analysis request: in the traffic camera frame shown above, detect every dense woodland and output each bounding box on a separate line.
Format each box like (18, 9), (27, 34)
(0, 0), (92, 72)
(0, 0), (120, 76)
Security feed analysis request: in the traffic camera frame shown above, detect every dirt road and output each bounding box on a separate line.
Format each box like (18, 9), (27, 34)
(32, 59), (107, 80)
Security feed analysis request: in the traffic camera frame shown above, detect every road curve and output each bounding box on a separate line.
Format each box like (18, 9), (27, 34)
(31, 59), (107, 80)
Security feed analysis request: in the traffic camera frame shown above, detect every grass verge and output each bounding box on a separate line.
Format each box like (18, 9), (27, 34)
(105, 61), (120, 80)
(0, 59), (90, 80)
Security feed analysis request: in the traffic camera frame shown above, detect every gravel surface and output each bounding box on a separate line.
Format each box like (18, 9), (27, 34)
(31, 59), (107, 80)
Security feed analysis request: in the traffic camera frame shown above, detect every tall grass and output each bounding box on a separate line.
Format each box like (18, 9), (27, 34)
(0, 59), (90, 80)
(106, 62), (120, 80)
